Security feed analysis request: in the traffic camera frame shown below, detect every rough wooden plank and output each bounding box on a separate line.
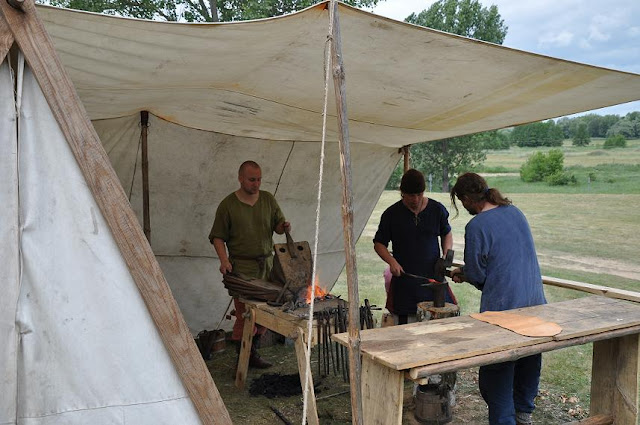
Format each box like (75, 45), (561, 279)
(451, 260), (640, 303)
(335, 314), (551, 370)
(564, 415), (614, 425)
(241, 299), (319, 344)
(543, 276), (640, 303)
(334, 297), (640, 371)
(591, 334), (639, 424)
(0, 14), (13, 64)
(235, 306), (255, 390)
(361, 356), (403, 425)
(0, 2), (231, 423)
(294, 328), (319, 425)
(506, 296), (640, 341)
(253, 308), (300, 340)
(409, 324), (640, 378)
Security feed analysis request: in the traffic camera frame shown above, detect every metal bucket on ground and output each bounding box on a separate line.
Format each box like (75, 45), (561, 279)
(211, 329), (226, 353)
(196, 329), (226, 360)
(414, 384), (452, 424)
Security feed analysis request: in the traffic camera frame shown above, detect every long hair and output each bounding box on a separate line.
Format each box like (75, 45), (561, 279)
(449, 172), (511, 217)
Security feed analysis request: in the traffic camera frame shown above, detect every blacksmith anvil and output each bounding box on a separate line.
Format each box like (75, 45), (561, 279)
(403, 249), (454, 308)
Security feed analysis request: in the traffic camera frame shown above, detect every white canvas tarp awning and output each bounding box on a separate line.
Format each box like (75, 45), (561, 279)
(8, 2), (640, 337)
(36, 3), (640, 146)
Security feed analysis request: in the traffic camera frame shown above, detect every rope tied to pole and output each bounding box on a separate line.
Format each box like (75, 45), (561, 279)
(299, 3), (335, 425)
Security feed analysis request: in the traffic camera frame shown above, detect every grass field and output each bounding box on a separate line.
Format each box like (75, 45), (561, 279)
(480, 138), (640, 170)
(332, 139), (640, 420)
(475, 139), (640, 194)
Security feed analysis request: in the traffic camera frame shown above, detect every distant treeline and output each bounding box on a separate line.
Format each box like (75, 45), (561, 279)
(484, 111), (640, 149)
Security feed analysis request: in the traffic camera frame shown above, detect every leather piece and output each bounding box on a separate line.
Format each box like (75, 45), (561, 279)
(470, 311), (562, 337)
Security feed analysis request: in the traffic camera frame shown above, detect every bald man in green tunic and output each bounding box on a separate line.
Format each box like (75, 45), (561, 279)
(209, 160), (290, 368)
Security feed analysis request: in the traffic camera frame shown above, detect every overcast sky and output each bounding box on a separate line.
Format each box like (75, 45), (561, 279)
(368, 0), (640, 117)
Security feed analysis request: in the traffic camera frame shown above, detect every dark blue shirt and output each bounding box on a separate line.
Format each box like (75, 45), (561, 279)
(374, 199), (452, 314)
(463, 205), (546, 312)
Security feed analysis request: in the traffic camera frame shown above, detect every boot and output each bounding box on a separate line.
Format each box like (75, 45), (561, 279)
(235, 337), (273, 369)
(249, 335), (272, 369)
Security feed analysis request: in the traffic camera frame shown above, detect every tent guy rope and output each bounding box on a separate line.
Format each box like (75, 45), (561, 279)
(300, 3), (333, 424)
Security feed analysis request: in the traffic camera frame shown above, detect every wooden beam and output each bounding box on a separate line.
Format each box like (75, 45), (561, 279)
(0, 2), (232, 423)
(0, 13), (14, 64)
(542, 276), (640, 303)
(564, 415), (614, 425)
(140, 110), (150, 242)
(402, 145), (410, 172)
(328, 2), (363, 424)
(409, 323), (640, 378)
(235, 306), (255, 390)
(451, 260), (640, 303)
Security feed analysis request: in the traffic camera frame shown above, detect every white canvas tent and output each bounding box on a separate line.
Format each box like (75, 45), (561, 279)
(1, 2), (230, 424)
(23, 1), (640, 335)
(2, 0), (640, 422)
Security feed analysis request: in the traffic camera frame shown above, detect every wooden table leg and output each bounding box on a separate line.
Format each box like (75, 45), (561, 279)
(235, 306), (256, 389)
(590, 333), (639, 424)
(295, 327), (320, 425)
(362, 356), (404, 425)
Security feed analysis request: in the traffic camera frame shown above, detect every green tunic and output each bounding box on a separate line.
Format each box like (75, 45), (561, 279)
(209, 190), (285, 279)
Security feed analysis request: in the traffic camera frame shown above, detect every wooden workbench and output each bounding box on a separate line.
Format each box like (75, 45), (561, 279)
(235, 298), (321, 425)
(333, 296), (640, 425)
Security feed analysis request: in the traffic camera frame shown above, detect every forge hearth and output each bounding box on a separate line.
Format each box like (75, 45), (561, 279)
(282, 294), (347, 318)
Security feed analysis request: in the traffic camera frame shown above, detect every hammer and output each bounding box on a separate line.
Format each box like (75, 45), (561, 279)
(433, 249), (454, 282)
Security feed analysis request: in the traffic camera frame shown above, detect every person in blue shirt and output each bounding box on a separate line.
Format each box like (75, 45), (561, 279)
(449, 172), (546, 425)
(374, 169), (454, 325)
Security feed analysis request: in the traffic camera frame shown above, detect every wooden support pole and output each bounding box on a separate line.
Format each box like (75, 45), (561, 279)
(235, 306), (255, 390)
(402, 145), (410, 172)
(140, 110), (150, 242)
(0, 13), (14, 63)
(328, 2), (363, 424)
(0, 2), (232, 423)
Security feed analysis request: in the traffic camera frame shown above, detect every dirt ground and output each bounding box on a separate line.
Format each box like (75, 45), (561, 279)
(206, 336), (589, 424)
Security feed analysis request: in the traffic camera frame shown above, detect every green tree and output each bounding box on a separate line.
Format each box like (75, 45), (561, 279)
(520, 149), (564, 183)
(603, 134), (627, 149)
(410, 134), (486, 192)
(606, 112), (640, 138)
(572, 123), (590, 146)
(47, 0), (380, 22)
(405, 0), (507, 43)
(475, 129), (510, 150)
(511, 120), (563, 147)
(405, 0), (508, 191)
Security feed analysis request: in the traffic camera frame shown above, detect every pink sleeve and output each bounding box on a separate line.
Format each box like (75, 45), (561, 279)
(383, 267), (392, 293)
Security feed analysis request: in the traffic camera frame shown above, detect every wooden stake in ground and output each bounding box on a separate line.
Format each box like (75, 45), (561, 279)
(328, 1), (363, 424)
(0, 2), (231, 423)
